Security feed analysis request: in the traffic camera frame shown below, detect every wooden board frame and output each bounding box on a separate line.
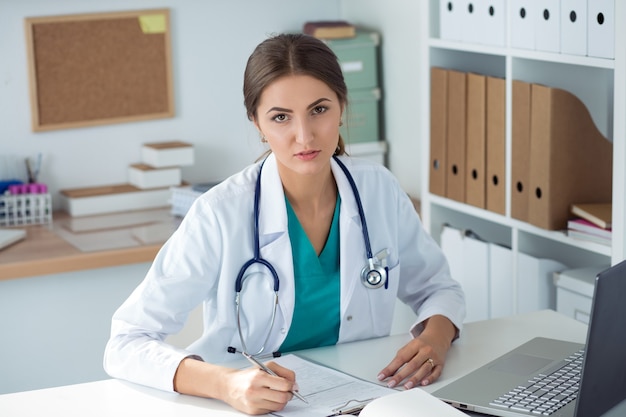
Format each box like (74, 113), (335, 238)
(24, 9), (174, 132)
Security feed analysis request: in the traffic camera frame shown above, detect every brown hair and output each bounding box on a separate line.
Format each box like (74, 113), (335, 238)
(243, 33), (348, 155)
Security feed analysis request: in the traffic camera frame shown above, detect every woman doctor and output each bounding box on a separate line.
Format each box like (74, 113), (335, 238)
(103, 33), (465, 415)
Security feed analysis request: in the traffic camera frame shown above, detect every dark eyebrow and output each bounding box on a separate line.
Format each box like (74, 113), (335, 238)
(308, 98), (332, 109)
(265, 98), (332, 115)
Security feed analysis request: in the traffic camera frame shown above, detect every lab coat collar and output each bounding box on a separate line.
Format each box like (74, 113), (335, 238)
(256, 154), (362, 236)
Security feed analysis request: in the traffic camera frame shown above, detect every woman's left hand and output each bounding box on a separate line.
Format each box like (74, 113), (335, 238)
(376, 315), (457, 389)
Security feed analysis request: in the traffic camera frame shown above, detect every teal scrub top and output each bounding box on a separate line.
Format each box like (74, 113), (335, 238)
(279, 196), (341, 352)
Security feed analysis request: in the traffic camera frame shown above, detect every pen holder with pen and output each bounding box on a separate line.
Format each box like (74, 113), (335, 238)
(0, 183), (52, 226)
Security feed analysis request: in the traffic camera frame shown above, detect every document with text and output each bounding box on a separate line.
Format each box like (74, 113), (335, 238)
(269, 354), (397, 417)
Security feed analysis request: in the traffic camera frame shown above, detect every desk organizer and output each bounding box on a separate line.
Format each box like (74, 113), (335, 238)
(0, 193), (53, 226)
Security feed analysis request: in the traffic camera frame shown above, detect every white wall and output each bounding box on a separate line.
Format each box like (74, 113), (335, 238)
(342, 0), (424, 197)
(0, 0), (341, 210)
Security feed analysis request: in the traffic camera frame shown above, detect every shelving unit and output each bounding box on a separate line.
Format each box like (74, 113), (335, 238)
(419, 1), (625, 315)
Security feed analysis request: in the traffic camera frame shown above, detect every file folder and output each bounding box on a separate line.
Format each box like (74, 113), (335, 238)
(430, 67), (448, 197)
(445, 70), (467, 203)
(489, 242), (513, 318)
(480, 0), (506, 47)
(534, 0), (561, 52)
(516, 252), (566, 313)
(439, 0), (463, 41)
(485, 76), (505, 215)
(587, 0), (615, 59)
(465, 73), (486, 209)
(510, 0), (535, 50)
(528, 84), (613, 230)
(560, 0), (587, 56)
(510, 80), (531, 222)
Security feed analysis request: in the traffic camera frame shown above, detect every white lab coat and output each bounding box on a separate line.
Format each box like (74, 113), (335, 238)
(103, 154), (465, 392)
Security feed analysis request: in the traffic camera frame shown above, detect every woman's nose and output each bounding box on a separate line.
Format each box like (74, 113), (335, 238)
(294, 118), (314, 144)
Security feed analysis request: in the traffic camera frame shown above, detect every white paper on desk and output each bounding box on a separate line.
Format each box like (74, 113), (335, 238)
(269, 354), (396, 417)
(359, 388), (466, 416)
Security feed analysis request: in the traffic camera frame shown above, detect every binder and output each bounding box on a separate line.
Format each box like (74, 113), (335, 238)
(465, 73), (486, 209)
(430, 67), (448, 197)
(510, 0), (535, 50)
(485, 76), (505, 215)
(587, 0), (615, 59)
(439, 0), (463, 41)
(516, 252), (566, 313)
(534, 0), (561, 52)
(528, 84), (613, 230)
(510, 80), (531, 222)
(461, 1), (482, 45)
(440, 225), (489, 322)
(488, 242), (513, 318)
(480, 0), (506, 47)
(445, 70), (467, 203)
(560, 0), (587, 56)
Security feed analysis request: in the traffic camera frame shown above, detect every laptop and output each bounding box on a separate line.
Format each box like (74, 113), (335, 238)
(433, 259), (626, 417)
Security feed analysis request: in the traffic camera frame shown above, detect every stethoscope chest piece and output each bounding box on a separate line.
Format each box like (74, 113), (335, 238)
(361, 264), (386, 289)
(360, 248), (390, 289)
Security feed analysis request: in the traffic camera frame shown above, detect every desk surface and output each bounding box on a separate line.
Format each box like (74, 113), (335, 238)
(0, 310), (597, 416)
(0, 209), (176, 280)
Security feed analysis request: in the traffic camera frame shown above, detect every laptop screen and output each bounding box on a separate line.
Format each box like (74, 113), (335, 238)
(575, 260), (626, 416)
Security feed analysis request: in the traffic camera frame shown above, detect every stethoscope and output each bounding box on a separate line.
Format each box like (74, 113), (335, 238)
(227, 155), (389, 359)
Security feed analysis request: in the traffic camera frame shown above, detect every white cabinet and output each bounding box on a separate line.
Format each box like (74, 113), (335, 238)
(420, 1), (625, 317)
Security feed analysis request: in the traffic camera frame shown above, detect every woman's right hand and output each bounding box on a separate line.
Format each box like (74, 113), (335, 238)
(221, 361), (297, 415)
(174, 357), (298, 415)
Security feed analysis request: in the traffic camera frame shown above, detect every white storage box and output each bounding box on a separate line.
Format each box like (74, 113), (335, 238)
(129, 163), (181, 189)
(141, 141), (194, 168)
(553, 265), (609, 324)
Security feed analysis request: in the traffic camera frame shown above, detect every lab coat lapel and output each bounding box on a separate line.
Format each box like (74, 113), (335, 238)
(331, 157), (366, 318)
(257, 154), (295, 332)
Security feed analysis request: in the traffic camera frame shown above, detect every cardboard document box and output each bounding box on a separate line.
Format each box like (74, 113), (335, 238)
(324, 31), (379, 90)
(440, 225), (489, 323)
(465, 73), (486, 209)
(510, 0), (535, 49)
(510, 80), (532, 222)
(429, 67), (448, 197)
(489, 243), (513, 319)
(341, 88), (380, 144)
(587, 0), (615, 59)
(534, 0), (561, 52)
(480, 0), (506, 47)
(485, 76), (505, 215)
(445, 70), (467, 203)
(560, 0), (587, 56)
(439, 0), (463, 41)
(528, 84), (613, 230)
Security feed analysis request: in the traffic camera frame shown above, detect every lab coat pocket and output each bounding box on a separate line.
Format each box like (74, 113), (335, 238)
(367, 260), (400, 338)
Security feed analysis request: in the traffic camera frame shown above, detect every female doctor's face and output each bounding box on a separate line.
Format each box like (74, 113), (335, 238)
(253, 74), (344, 178)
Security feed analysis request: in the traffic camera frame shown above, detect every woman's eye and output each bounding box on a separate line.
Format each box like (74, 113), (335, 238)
(272, 114), (287, 122)
(312, 106), (327, 115)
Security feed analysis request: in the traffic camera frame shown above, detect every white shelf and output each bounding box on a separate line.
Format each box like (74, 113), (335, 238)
(420, 1), (623, 319)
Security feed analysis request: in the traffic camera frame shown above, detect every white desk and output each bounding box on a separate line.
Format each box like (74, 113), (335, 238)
(0, 310), (601, 416)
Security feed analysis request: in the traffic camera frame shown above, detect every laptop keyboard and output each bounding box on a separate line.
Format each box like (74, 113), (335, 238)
(489, 348), (584, 415)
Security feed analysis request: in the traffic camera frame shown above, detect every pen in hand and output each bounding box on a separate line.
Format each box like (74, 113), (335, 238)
(242, 352), (309, 404)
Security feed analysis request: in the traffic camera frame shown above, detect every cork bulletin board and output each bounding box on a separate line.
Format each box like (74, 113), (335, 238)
(24, 9), (174, 132)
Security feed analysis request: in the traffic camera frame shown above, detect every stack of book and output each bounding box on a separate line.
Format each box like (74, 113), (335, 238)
(303, 20), (356, 39)
(567, 203), (612, 246)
